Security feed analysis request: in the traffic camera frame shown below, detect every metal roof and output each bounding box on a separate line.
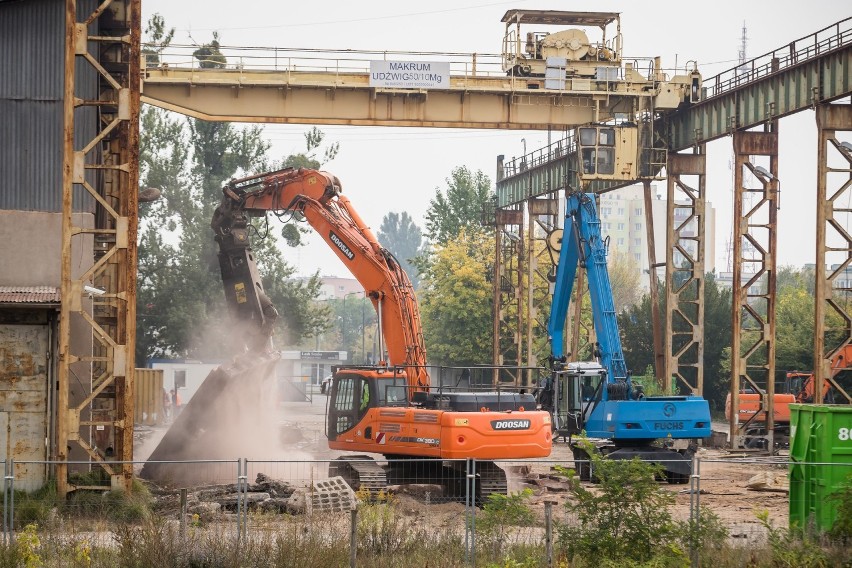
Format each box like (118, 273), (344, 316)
(501, 10), (620, 27)
(0, 286), (60, 304)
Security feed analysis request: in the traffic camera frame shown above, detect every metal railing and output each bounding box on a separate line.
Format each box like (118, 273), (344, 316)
(701, 16), (852, 100)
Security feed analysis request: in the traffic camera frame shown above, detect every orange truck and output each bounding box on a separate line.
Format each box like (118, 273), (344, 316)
(726, 345), (852, 448)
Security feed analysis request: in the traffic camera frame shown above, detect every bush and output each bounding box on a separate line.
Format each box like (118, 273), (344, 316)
(478, 489), (536, 559)
(557, 440), (682, 565)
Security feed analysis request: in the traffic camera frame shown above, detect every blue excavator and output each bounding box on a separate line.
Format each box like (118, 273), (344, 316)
(539, 191), (711, 483)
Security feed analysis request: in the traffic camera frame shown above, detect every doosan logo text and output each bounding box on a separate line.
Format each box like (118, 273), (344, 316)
(329, 231), (355, 261)
(491, 419), (531, 430)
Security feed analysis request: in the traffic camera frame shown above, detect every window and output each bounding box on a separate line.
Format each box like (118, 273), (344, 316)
(617, 238), (625, 245)
(633, 238), (641, 246)
(602, 207), (612, 215)
(618, 208), (624, 215)
(634, 253), (641, 261)
(334, 376), (355, 435)
(617, 223), (625, 230)
(635, 208), (643, 215)
(598, 128), (616, 146)
(602, 222), (611, 230)
(579, 128), (597, 146)
(174, 370), (186, 389)
(634, 223), (642, 231)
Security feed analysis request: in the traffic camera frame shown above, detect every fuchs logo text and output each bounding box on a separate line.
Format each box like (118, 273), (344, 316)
(330, 231), (355, 261)
(491, 419), (531, 430)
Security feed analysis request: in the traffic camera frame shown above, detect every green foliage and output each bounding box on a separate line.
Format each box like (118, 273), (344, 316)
(420, 229), (493, 365)
(275, 126), (340, 246)
(608, 251), (642, 313)
(618, 273), (732, 409)
(828, 472), (852, 543)
(137, 24), (332, 363)
(478, 490), (536, 559)
(558, 442), (681, 564)
(327, 295), (377, 364)
(424, 166), (493, 245)
(142, 14), (174, 66)
(357, 502), (410, 554)
(377, 211), (426, 289)
(758, 510), (832, 567)
(193, 31), (226, 69)
(631, 366), (676, 397)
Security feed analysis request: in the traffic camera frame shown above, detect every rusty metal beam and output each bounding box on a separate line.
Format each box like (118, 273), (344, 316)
(664, 150), (706, 395)
(525, 197), (559, 384)
(729, 128), (779, 450)
(642, 181), (665, 381)
(814, 104), (852, 405)
(59, 0), (139, 497)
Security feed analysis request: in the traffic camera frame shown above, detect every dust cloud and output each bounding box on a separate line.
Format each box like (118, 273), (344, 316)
(140, 350), (318, 486)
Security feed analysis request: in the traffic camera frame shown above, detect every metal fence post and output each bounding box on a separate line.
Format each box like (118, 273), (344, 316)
(545, 500), (554, 567)
(2, 458), (8, 545)
(689, 455), (701, 568)
(179, 488), (188, 540)
(349, 506), (357, 568)
(237, 458), (248, 544)
(464, 458), (477, 566)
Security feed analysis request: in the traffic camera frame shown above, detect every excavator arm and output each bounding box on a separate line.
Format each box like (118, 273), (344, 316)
(211, 167), (429, 391)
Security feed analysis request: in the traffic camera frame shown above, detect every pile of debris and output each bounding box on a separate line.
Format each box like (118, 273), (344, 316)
(151, 473), (357, 521)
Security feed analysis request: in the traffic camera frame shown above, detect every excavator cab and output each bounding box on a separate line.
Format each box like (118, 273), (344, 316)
(326, 369), (410, 442)
(544, 361), (604, 439)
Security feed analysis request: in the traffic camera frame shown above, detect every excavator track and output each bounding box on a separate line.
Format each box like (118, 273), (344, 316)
(474, 461), (508, 500)
(329, 455), (387, 494)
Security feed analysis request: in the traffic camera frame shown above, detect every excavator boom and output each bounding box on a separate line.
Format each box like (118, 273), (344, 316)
(211, 167), (428, 391)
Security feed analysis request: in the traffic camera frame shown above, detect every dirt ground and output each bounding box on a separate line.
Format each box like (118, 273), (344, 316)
(135, 392), (790, 541)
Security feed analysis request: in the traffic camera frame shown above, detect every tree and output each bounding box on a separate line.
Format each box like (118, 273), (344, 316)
(607, 251), (641, 313)
(618, 272), (732, 410)
(275, 126), (340, 247)
(424, 166), (492, 245)
(135, 20), (329, 365)
(376, 212), (426, 289)
(142, 14), (174, 67)
(419, 229), (493, 365)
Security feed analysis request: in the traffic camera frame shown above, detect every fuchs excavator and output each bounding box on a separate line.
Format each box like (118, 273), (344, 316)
(538, 192), (711, 483)
(208, 167), (552, 498)
(726, 344), (852, 449)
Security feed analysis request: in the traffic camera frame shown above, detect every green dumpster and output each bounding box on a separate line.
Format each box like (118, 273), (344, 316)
(788, 403), (852, 532)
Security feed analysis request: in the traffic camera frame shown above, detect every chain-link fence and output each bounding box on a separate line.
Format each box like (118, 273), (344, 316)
(2, 455), (850, 566)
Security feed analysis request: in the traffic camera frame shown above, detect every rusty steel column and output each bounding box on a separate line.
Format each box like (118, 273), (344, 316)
(729, 127), (779, 450)
(814, 104), (852, 405)
(664, 149), (706, 395)
(493, 207), (524, 384)
(492, 221), (502, 372)
(59, 0), (140, 497)
(643, 181), (665, 381)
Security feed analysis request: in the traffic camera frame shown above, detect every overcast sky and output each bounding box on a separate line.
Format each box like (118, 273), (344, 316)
(141, 0), (851, 277)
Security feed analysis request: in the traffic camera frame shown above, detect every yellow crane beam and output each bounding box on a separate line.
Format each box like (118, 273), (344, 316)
(142, 66), (652, 129)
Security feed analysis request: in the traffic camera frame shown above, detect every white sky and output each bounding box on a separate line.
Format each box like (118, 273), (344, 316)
(141, 0), (852, 277)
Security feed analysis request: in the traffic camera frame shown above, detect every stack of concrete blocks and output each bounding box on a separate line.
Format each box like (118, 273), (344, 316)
(307, 476), (357, 513)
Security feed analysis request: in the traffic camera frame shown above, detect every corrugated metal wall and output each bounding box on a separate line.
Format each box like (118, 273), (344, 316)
(0, 0), (98, 212)
(135, 368), (164, 425)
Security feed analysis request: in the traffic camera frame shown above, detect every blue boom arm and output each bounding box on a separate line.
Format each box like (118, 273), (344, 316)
(548, 193), (628, 385)
(547, 192), (711, 442)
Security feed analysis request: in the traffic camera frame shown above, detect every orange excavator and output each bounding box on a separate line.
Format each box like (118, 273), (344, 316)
(726, 345), (852, 448)
(211, 167), (552, 496)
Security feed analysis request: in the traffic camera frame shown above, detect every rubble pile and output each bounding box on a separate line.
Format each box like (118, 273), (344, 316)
(152, 472), (357, 521)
